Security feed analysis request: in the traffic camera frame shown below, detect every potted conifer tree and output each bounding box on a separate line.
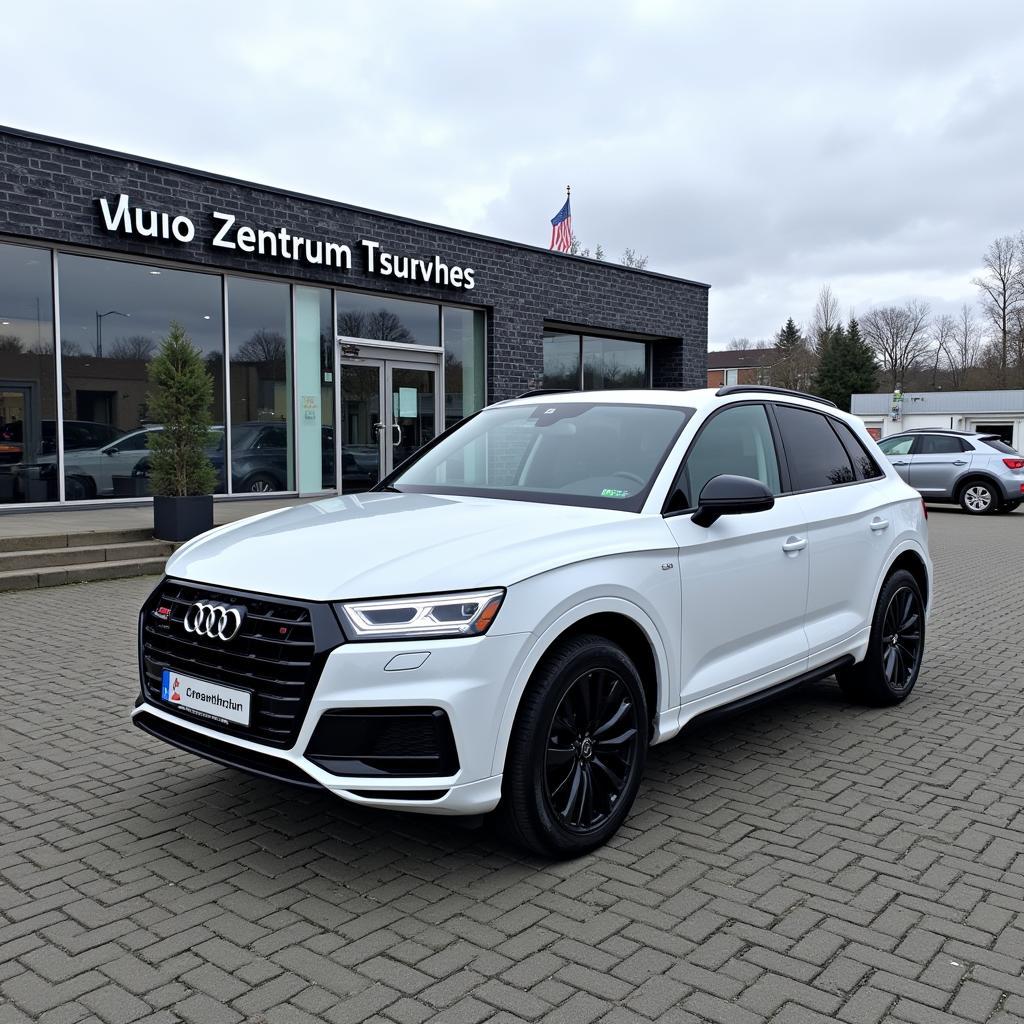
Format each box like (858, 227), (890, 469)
(147, 322), (217, 541)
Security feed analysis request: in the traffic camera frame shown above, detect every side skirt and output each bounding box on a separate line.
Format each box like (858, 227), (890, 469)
(682, 655), (855, 730)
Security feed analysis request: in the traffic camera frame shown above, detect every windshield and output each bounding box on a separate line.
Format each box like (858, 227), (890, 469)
(387, 401), (693, 511)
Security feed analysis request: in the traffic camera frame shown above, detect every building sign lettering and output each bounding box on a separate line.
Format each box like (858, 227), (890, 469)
(97, 194), (476, 290)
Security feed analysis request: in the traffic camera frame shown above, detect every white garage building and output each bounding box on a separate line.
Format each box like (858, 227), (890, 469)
(851, 390), (1024, 449)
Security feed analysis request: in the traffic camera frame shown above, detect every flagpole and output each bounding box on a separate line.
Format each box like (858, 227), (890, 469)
(566, 185), (571, 250)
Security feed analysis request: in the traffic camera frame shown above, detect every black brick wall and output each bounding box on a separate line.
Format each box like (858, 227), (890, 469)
(0, 127), (708, 400)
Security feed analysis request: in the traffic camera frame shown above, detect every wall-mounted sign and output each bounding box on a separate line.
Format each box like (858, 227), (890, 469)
(97, 194), (477, 290)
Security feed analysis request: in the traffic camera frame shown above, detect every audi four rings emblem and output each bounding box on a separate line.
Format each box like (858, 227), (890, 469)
(182, 601), (245, 641)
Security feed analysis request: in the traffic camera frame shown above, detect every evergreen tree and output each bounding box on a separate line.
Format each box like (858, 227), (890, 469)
(776, 317), (803, 355)
(813, 317), (878, 411)
(147, 322), (217, 496)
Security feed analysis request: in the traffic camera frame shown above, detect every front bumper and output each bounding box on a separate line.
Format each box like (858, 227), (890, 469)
(133, 628), (530, 815)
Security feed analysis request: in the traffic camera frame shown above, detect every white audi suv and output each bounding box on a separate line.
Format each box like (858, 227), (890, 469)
(133, 386), (931, 857)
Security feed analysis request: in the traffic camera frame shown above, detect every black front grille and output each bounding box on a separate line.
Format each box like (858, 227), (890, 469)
(140, 578), (343, 748)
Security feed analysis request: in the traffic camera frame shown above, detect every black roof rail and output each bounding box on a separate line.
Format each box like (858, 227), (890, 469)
(514, 388), (579, 399)
(715, 384), (837, 409)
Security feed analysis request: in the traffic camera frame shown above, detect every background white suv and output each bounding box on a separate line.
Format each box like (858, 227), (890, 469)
(133, 385), (931, 858)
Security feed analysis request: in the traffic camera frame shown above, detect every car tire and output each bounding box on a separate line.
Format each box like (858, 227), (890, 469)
(959, 479), (1001, 515)
(241, 472), (280, 493)
(498, 634), (649, 859)
(838, 569), (925, 706)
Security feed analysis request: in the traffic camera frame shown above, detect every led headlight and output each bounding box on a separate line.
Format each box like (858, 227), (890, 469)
(335, 588), (505, 640)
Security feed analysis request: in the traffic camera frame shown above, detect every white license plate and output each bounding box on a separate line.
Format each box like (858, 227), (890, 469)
(161, 669), (251, 726)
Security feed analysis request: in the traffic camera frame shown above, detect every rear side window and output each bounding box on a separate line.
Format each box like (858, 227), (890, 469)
(830, 419), (884, 480)
(670, 403), (781, 511)
(980, 437), (1018, 455)
(915, 435), (969, 454)
(773, 405), (855, 490)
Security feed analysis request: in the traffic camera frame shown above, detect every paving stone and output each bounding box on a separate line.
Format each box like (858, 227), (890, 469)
(2, 513), (1024, 1024)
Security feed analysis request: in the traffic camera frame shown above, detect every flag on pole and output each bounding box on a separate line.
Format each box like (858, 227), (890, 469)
(549, 195), (572, 252)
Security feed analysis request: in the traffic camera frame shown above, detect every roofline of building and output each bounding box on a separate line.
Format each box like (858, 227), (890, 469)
(1, 123), (711, 291)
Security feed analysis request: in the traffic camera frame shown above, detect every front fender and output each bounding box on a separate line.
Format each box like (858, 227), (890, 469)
(489, 560), (679, 777)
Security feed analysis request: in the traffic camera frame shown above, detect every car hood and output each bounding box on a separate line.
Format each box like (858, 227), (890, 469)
(166, 491), (668, 601)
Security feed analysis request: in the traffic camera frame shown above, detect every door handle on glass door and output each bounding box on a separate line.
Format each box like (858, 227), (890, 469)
(392, 423), (403, 446)
(870, 518), (889, 532)
(782, 536), (808, 553)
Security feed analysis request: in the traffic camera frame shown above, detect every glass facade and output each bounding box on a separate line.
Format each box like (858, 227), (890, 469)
(442, 307), (486, 429)
(543, 331), (649, 391)
(0, 243), (56, 504)
(0, 240), (493, 507)
(57, 253), (224, 500)
(336, 291), (440, 346)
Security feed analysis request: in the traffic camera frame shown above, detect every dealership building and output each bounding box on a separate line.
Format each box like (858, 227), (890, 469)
(0, 126), (709, 510)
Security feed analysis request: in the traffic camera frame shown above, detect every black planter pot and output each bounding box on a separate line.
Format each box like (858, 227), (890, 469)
(153, 494), (214, 542)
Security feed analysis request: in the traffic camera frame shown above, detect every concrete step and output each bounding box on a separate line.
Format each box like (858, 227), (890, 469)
(0, 556), (169, 593)
(0, 527), (156, 553)
(0, 540), (176, 572)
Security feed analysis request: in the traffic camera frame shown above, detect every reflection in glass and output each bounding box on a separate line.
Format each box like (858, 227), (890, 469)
(336, 291), (439, 346)
(391, 366), (437, 469)
(56, 254), (223, 500)
(227, 277), (293, 492)
(583, 336), (648, 389)
(340, 363), (382, 493)
(295, 287), (335, 491)
(0, 243), (57, 504)
(542, 333), (580, 389)
(442, 307), (485, 429)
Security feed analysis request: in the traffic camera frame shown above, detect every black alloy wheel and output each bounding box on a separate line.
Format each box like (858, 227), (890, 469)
(544, 668), (640, 832)
(879, 586), (924, 694)
(838, 568), (925, 706)
(499, 634), (648, 858)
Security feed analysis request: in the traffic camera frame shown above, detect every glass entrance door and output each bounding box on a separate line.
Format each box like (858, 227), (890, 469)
(339, 357), (439, 493)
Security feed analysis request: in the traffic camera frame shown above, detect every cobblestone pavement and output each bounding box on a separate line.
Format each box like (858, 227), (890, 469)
(2, 507), (1023, 1024)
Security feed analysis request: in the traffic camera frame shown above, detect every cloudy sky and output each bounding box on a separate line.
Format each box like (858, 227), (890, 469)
(6, 1), (1024, 347)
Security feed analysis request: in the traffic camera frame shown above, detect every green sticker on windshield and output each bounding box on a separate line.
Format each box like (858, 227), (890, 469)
(601, 488), (630, 498)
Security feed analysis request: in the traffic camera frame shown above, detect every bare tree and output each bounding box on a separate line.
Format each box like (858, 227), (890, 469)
(937, 305), (981, 389)
(108, 334), (155, 360)
(234, 329), (287, 363)
(860, 300), (932, 390)
(0, 335), (23, 354)
(621, 248), (649, 270)
(811, 284), (841, 352)
(930, 314), (956, 388)
(972, 234), (1024, 386)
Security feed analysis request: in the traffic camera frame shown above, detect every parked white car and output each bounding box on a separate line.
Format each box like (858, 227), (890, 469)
(133, 386), (931, 857)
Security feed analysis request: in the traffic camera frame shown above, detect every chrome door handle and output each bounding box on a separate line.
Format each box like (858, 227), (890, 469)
(870, 518), (890, 532)
(372, 421), (384, 438)
(952, 460), (968, 466)
(392, 423), (402, 446)
(782, 536), (807, 553)
(891, 460), (909, 466)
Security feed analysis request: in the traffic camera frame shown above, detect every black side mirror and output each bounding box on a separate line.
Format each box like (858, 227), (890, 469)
(691, 474), (775, 528)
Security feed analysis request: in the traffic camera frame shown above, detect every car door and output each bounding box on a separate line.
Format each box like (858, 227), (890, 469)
(662, 402), (809, 705)
(876, 434), (914, 482)
(771, 405), (890, 664)
(909, 434), (972, 498)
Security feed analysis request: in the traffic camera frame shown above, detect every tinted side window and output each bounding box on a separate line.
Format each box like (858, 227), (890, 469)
(671, 404), (781, 510)
(830, 419), (884, 480)
(916, 435), (967, 454)
(774, 405), (855, 490)
(980, 437), (1018, 455)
